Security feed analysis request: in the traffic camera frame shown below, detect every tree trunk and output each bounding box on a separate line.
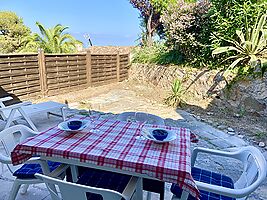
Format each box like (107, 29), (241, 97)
(146, 9), (154, 46)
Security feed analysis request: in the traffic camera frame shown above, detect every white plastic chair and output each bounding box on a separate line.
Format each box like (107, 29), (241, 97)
(117, 112), (165, 126)
(0, 96), (67, 131)
(0, 125), (68, 200)
(172, 146), (267, 200)
(35, 173), (139, 200)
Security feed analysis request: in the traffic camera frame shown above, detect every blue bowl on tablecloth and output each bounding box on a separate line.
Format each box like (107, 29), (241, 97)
(152, 129), (168, 141)
(67, 120), (83, 130)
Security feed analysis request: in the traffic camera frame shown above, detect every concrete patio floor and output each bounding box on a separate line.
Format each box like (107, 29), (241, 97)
(0, 104), (266, 200)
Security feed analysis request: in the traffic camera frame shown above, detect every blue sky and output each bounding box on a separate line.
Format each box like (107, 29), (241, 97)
(0, 0), (140, 46)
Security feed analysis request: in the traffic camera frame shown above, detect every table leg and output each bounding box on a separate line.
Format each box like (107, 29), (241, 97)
(136, 177), (143, 200)
(180, 190), (189, 200)
(61, 107), (67, 121)
(47, 107), (67, 121)
(70, 165), (79, 183)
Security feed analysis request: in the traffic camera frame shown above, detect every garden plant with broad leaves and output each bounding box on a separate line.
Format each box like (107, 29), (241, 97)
(212, 13), (267, 76)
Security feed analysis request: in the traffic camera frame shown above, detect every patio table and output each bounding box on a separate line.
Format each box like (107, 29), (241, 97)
(11, 115), (200, 199)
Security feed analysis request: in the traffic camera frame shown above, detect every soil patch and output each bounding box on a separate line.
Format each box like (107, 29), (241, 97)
(34, 80), (267, 148)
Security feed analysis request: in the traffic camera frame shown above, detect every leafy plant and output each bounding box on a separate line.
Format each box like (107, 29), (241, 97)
(164, 79), (184, 107)
(21, 22), (82, 53)
(132, 43), (163, 63)
(255, 131), (267, 140)
(161, 0), (211, 62)
(129, 0), (176, 45)
(209, 0), (267, 49)
(212, 13), (267, 75)
(0, 11), (31, 53)
(132, 42), (183, 65)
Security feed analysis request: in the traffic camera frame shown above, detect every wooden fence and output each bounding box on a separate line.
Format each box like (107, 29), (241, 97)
(0, 51), (129, 100)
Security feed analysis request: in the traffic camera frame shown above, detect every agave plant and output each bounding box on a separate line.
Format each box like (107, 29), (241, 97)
(212, 13), (267, 75)
(165, 79), (184, 107)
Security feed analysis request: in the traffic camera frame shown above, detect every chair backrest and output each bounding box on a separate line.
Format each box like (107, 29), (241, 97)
(0, 96), (13, 109)
(234, 146), (267, 193)
(0, 125), (39, 173)
(35, 173), (127, 200)
(117, 112), (165, 125)
(0, 96), (13, 120)
(193, 146), (267, 200)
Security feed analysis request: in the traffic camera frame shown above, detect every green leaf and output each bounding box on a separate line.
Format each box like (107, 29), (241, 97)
(236, 30), (245, 44)
(259, 58), (267, 76)
(212, 46), (241, 55)
(252, 14), (267, 52)
(228, 57), (246, 69)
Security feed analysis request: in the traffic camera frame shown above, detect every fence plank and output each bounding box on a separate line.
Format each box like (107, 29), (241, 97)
(116, 52), (120, 82)
(45, 56), (86, 62)
(86, 50), (92, 87)
(0, 51), (129, 99)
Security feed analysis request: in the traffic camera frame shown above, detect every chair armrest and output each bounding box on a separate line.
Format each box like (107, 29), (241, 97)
(191, 147), (240, 166)
(196, 180), (261, 199)
(21, 126), (40, 138)
(0, 102), (32, 112)
(0, 153), (12, 164)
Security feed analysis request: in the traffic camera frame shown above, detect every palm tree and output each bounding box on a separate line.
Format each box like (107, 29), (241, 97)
(21, 22), (83, 53)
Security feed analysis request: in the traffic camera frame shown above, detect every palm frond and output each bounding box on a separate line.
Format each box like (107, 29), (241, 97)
(23, 22), (83, 53)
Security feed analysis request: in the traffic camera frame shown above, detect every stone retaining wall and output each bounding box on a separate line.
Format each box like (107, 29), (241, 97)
(129, 64), (267, 117)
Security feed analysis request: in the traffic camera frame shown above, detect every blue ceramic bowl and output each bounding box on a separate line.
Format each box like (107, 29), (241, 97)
(152, 129), (168, 141)
(67, 120), (83, 130)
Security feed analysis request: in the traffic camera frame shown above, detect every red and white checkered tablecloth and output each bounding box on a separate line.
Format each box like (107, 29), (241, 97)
(11, 116), (199, 199)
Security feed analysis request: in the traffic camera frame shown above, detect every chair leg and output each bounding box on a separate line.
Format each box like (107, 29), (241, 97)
(145, 191), (164, 200)
(136, 178), (143, 200)
(18, 108), (38, 131)
(61, 107), (66, 121)
(20, 184), (29, 194)
(8, 179), (22, 200)
(146, 192), (151, 200)
(160, 184), (165, 200)
(0, 163), (4, 175)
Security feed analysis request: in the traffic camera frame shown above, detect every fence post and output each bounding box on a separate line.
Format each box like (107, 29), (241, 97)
(38, 49), (47, 97)
(116, 51), (120, 82)
(127, 53), (130, 79)
(86, 50), (92, 87)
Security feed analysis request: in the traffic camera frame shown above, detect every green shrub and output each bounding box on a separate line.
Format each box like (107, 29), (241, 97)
(212, 13), (267, 76)
(161, 0), (211, 62)
(209, 0), (267, 48)
(164, 79), (184, 107)
(132, 0), (267, 72)
(132, 42), (183, 65)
